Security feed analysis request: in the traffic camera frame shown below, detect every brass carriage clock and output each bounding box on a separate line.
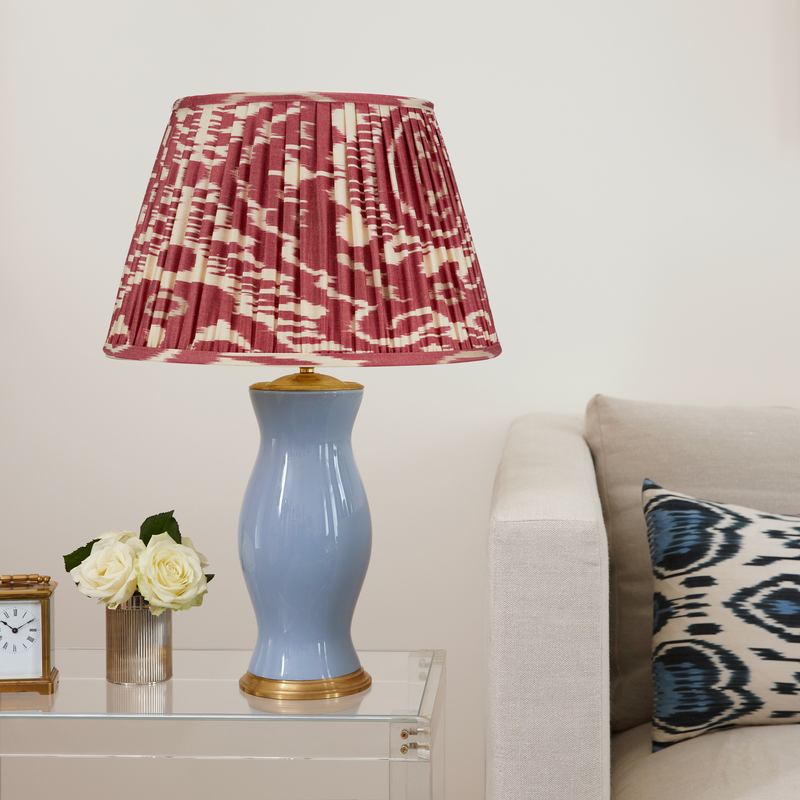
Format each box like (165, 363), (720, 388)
(0, 575), (58, 694)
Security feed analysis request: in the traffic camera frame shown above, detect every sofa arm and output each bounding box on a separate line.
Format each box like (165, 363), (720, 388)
(487, 414), (610, 800)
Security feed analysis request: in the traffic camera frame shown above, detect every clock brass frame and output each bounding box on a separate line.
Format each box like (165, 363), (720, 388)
(0, 575), (59, 695)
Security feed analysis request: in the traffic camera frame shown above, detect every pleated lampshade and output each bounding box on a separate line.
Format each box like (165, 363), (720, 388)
(104, 92), (500, 367)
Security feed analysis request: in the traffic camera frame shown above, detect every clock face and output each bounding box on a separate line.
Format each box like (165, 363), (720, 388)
(0, 600), (43, 679)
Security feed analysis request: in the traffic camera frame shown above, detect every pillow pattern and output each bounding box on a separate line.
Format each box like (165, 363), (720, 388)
(643, 479), (800, 751)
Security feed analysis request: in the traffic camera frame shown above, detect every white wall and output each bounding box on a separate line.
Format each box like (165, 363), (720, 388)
(2, 1), (799, 797)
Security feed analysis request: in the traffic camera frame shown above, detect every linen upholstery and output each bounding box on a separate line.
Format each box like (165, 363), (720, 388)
(612, 722), (800, 800)
(487, 414), (610, 800)
(584, 395), (800, 732)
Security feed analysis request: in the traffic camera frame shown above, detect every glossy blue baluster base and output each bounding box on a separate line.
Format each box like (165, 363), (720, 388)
(238, 384), (372, 699)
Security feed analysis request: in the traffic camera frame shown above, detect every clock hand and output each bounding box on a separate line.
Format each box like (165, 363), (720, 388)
(0, 619), (16, 633)
(17, 618), (36, 630)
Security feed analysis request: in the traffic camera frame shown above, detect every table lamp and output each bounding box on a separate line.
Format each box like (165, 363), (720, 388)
(104, 92), (500, 700)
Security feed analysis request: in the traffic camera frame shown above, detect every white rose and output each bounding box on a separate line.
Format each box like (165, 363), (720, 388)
(70, 536), (144, 608)
(135, 533), (208, 616)
(181, 536), (208, 569)
(94, 530), (138, 549)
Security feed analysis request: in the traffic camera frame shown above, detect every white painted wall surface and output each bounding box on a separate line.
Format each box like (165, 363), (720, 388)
(2, 2), (799, 797)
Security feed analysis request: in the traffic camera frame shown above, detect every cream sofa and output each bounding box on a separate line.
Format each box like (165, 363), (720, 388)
(486, 395), (800, 800)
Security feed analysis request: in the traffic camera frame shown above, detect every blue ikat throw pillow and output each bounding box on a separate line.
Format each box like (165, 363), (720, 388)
(643, 479), (800, 751)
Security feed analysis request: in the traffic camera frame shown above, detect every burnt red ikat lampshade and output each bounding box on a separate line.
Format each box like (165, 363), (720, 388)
(103, 92), (500, 366)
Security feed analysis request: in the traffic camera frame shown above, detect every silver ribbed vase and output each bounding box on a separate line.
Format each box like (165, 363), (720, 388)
(105, 595), (172, 684)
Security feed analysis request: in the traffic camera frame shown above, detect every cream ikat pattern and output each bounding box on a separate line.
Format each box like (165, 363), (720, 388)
(643, 480), (800, 750)
(104, 92), (500, 367)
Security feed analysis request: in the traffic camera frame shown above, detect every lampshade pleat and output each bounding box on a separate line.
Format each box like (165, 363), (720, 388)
(389, 108), (434, 343)
(410, 110), (472, 341)
(175, 104), (224, 351)
(251, 102), (283, 353)
(359, 104), (391, 349)
(372, 108), (407, 349)
(105, 92), (500, 367)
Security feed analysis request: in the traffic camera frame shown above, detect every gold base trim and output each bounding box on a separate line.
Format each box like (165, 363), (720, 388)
(0, 668), (59, 695)
(239, 667), (372, 700)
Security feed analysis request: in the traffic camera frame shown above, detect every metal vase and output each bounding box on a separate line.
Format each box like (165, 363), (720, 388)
(105, 595), (172, 684)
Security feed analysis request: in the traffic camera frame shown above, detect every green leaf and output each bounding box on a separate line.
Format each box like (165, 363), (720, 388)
(63, 539), (99, 573)
(140, 511), (181, 547)
(205, 573), (215, 583)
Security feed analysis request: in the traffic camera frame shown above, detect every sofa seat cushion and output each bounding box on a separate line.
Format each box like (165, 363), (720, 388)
(612, 722), (800, 799)
(585, 395), (800, 731)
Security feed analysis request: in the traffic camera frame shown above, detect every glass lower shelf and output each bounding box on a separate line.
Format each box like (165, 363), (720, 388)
(0, 650), (446, 765)
(0, 649), (443, 721)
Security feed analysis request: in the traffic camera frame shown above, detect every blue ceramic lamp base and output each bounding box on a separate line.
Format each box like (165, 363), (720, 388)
(238, 369), (373, 701)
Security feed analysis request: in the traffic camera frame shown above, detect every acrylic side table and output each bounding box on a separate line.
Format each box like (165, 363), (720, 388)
(0, 649), (445, 800)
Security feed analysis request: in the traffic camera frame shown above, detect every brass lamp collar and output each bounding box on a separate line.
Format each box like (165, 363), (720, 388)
(250, 367), (363, 392)
(239, 667), (372, 700)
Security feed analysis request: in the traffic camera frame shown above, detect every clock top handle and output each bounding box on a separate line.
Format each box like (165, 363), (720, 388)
(0, 575), (51, 586)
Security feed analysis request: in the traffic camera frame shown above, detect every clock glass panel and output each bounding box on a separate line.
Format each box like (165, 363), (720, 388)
(0, 600), (43, 678)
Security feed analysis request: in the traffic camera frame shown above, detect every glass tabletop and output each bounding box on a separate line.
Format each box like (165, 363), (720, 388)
(0, 649), (444, 722)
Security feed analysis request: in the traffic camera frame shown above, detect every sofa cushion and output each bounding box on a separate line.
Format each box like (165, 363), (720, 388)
(585, 395), (800, 731)
(643, 480), (800, 749)
(612, 722), (800, 800)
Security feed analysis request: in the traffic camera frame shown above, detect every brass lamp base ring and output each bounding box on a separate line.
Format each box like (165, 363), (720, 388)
(239, 667), (372, 700)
